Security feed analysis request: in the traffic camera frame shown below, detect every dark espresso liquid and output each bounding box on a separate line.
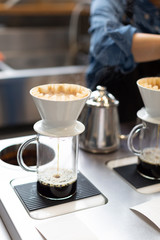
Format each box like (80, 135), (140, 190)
(137, 160), (160, 179)
(37, 179), (77, 199)
(37, 168), (77, 200)
(137, 147), (160, 179)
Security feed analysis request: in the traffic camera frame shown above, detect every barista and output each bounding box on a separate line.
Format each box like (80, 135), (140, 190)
(87, 0), (160, 122)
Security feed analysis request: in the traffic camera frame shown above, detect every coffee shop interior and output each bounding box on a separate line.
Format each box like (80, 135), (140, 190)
(1, 1), (160, 240)
(0, 0), (90, 138)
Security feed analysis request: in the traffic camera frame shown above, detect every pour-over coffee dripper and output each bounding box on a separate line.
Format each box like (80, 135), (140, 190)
(127, 77), (160, 179)
(137, 77), (160, 118)
(30, 83), (91, 137)
(17, 83), (91, 200)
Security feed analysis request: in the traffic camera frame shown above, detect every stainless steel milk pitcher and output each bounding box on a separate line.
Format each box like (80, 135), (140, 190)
(79, 86), (120, 153)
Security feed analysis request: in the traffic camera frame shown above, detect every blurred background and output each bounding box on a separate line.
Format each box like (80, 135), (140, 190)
(0, 0), (90, 136)
(0, 0), (90, 68)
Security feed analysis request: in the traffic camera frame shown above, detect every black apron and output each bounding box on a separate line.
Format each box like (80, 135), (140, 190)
(90, 0), (160, 123)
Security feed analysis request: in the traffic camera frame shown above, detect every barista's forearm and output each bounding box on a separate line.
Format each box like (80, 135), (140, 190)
(131, 33), (160, 63)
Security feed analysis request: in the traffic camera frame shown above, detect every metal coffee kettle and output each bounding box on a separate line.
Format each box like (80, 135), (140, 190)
(79, 85), (121, 153)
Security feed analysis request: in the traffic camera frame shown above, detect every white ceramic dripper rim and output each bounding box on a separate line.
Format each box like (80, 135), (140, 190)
(137, 108), (160, 125)
(33, 120), (85, 137)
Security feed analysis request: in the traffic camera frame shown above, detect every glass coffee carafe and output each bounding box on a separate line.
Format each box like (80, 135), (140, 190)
(128, 108), (160, 179)
(18, 133), (79, 200)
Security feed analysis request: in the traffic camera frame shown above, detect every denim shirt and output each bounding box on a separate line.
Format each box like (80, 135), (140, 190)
(87, 0), (160, 88)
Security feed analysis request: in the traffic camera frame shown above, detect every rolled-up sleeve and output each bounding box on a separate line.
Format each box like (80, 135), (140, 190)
(89, 0), (138, 73)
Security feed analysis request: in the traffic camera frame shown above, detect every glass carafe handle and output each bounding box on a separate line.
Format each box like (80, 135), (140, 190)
(127, 123), (145, 155)
(17, 136), (37, 172)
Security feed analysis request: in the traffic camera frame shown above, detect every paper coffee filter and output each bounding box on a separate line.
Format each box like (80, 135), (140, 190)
(30, 83), (89, 101)
(138, 77), (160, 90)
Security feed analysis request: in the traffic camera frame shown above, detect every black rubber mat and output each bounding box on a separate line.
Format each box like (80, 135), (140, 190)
(13, 172), (102, 212)
(114, 164), (160, 189)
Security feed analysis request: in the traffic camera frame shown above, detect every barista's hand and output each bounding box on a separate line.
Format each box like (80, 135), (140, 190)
(132, 33), (160, 63)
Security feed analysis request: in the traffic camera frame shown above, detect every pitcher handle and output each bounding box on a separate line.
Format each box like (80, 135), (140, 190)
(127, 123), (145, 155)
(17, 136), (37, 172)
